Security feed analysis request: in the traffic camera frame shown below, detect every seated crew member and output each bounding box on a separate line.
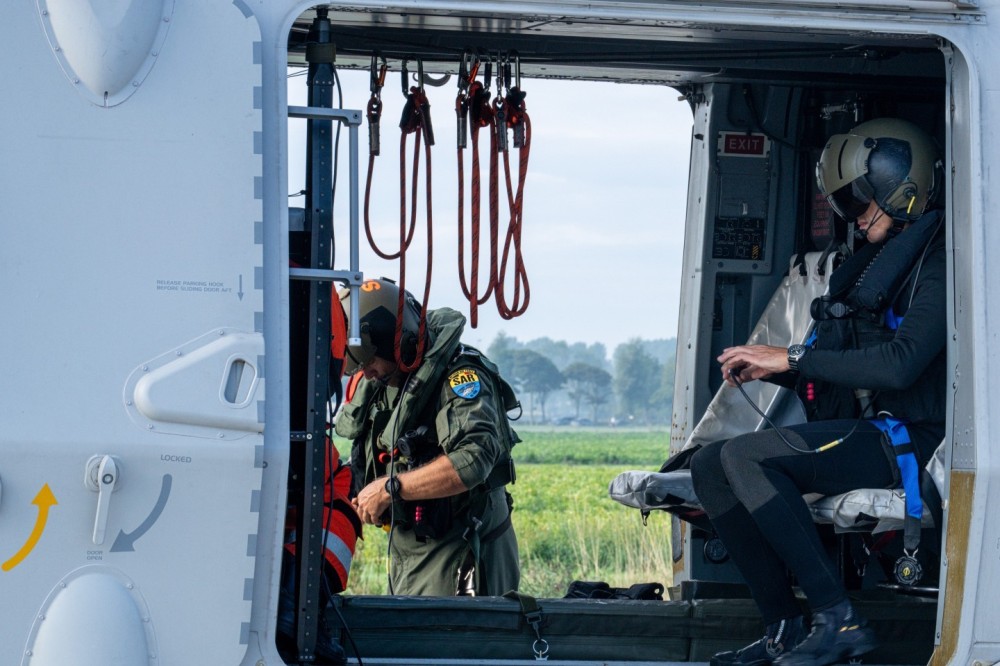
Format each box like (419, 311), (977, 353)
(334, 278), (520, 596)
(689, 118), (946, 666)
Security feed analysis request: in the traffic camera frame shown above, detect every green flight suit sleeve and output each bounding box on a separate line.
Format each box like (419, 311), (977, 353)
(435, 365), (505, 490)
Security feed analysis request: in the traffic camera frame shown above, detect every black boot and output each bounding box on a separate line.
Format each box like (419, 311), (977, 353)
(710, 616), (806, 666)
(774, 599), (877, 666)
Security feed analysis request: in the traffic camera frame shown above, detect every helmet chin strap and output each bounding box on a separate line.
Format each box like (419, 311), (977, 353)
(854, 205), (906, 242)
(854, 206), (885, 242)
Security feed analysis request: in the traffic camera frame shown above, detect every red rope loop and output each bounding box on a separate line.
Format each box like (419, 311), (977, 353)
(394, 87), (434, 372)
(457, 81), (498, 328)
(494, 97), (531, 320)
(364, 93), (416, 261)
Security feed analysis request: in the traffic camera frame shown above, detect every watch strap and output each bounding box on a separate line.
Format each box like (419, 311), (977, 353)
(385, 476), (402, 500)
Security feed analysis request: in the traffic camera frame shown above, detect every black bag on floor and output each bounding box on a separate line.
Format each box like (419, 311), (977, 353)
(564, 580), (664, 600)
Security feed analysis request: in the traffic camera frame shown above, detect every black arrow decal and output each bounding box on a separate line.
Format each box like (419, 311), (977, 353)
(111, 474), (172, 552)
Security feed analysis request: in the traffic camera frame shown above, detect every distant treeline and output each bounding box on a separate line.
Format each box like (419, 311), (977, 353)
(484, 333), (676, 425)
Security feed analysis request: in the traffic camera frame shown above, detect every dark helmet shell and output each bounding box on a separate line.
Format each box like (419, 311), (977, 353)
(338, 278), (422, 373)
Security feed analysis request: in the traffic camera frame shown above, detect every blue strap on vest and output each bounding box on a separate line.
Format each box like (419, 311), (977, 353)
(870, 416), (922, 551)
(885, 306), (904, 331)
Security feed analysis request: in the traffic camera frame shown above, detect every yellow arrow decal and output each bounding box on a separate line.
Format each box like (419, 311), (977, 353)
(2, 484), (58, 572)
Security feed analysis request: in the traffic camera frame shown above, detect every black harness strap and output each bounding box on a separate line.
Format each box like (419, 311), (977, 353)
(503, 591), (550, 660)
(481, 510), (512, 544)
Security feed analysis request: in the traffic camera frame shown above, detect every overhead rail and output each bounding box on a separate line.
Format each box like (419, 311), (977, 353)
(679, 0), (978, 9)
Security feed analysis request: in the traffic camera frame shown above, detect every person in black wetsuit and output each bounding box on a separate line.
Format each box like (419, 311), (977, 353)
(689, 118), (946, 666)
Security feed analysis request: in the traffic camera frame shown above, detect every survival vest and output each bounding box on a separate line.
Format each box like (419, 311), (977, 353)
(342, 341), (520, 543)
(799, 210), (944, 422)
(800, 210), (944, 564)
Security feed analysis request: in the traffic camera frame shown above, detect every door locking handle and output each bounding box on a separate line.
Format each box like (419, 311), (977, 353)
(86, 455), (120, 545)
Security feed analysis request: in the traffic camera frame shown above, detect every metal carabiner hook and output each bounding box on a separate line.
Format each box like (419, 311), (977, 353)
(458, 51), (469, 89)
(510, 50), (521, 89)
(502, 53), (513, 94)
(458, 50), (477, 94)
(401, 59), (410, 97)
(458, 49), (472, 93)
(496, 51), (506, 93)
(417, 59), (426, 93)
(481, 50), (492, 92)
(370, 54), (387, 96)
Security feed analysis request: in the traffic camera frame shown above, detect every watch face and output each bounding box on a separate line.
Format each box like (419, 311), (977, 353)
(385, 477), (399, 497)
(788, 344), (806, 370)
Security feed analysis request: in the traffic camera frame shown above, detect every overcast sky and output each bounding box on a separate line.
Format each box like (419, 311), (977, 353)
(289, 69), (693, 356)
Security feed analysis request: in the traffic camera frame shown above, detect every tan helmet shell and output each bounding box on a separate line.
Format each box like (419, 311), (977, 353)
(816, 118), (940, 221)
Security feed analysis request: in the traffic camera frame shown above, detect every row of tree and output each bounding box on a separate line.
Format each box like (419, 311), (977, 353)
(485, 333), (676, 425)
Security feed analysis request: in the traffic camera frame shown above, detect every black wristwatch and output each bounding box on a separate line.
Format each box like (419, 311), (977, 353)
(787, 344), (807, 372)
(384, 476), (402, 501)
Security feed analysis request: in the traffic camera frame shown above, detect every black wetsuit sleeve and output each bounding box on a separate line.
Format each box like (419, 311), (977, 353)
(762, 371), (798, 390)
(796, 243), (946, 391)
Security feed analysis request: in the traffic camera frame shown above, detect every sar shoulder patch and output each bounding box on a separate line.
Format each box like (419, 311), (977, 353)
(449, 367), (481, 399)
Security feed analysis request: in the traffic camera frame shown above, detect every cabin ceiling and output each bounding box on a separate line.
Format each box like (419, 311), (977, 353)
(287, 6), (946, 87)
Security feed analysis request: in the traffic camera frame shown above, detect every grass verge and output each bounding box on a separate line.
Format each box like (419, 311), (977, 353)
(340, 428), (673, 597)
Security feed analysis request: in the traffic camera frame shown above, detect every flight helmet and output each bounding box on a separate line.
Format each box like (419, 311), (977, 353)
(338, 278), (422, 374)
(816, 118), (941, 223)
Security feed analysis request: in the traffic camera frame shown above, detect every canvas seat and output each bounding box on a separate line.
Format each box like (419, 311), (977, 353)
(609, 441), (945, 534)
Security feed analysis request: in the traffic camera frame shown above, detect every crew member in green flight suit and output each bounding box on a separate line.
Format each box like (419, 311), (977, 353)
(335, 277), (520, 596)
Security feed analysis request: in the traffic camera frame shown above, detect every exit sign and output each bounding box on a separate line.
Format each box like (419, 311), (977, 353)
(718, 132), (771, 157)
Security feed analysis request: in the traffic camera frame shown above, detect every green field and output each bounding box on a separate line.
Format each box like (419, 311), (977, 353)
(340, 427), (675, 597)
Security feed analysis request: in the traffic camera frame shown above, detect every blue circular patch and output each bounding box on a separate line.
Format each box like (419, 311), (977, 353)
(449, 368), (481, 399)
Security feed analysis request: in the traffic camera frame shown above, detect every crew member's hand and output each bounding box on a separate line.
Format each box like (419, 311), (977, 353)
(352, 478), (392, 525)
(717, 344), (790, 386)
(350, 456), (468, 526)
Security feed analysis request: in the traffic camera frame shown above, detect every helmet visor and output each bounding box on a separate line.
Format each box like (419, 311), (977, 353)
(826, 177), (874, 221)
(343, 322), (379, 374)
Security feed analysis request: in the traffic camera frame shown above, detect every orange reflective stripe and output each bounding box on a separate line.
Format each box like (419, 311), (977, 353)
(330, 287), (348, 380)
(345, 371), (364, 404)
(285, 441), (361, 593)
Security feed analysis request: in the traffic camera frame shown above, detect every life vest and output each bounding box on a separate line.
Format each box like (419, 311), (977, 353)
(801, 210), (944, 570)
(799, 210), (944, 422)
(340, 337), (519, 543)
(336, 307), (519, 498)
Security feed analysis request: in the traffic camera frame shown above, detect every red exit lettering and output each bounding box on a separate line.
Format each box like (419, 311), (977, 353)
(718, 132), (770, 157)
